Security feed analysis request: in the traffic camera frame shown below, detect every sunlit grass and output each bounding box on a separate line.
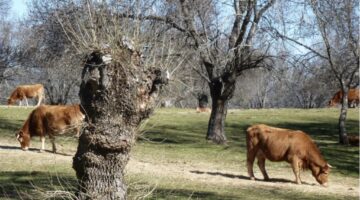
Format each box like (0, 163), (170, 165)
(0, 107), (358, 199)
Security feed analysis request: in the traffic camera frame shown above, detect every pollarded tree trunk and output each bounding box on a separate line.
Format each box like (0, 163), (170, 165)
(206, 97), (228, 144)
(206, 77), (235, 144)
(338, 86), (350, 145)
(73, 47), (167, 199)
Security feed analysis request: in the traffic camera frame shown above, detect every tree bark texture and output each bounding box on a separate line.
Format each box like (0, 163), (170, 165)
(73, 48), (167, 199)
(338, 87), (350, 145)
(206, 78), (235, 144)
(197, 93), (209, 109)
(206, 97), (228, 144)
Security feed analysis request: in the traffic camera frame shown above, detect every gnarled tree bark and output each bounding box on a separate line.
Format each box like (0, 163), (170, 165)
(73, 46), (167, 199)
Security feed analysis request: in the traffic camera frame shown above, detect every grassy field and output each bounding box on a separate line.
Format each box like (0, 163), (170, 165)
(0, 107), (358, 199)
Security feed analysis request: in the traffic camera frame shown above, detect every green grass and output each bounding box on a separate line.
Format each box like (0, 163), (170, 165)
(0, 107), (358, 199)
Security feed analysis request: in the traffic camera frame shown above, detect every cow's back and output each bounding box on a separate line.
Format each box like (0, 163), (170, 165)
(27, 104), (83, 136)
(22, 84), (44, 98)
(42, 104), (84, 135)
(246, 124), (318, 163)
(348, 89), (359, 102)
(330, 91), (342, 104)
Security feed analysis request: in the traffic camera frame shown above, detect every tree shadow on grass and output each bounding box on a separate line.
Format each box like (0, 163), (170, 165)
(0, 145), (73, 156)
(0, 171), (76, 199)
(149, 188), (240, 200)
(0, 117), (24, 134)
(190, 170), (249, 180)
(148, 183), (344, 200)
(189, 170), (316, 186)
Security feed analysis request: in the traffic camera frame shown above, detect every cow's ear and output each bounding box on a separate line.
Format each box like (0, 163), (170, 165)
(323, 163), (332, 173)
(17, 131), (24, 137)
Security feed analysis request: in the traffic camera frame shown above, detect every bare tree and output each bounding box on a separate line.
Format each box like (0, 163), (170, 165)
(310, 0), (358, 144)
(0, 0), (12, 83)
(0, 0), (10, 18)
(126, 0), (276, 143)
(273, 0), (359, 144)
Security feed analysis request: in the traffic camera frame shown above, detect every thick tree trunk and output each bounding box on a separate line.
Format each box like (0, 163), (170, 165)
(73, 49), (166, 199)
(197, 93), (209, 109)
(205, 71), (236, 144)
(206, 98), (228, 144)
(338, 87), (350, 145)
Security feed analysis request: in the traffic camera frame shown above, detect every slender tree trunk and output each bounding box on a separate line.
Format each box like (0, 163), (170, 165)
(338, 86), (350, 145)
(73, 49), (167, 199)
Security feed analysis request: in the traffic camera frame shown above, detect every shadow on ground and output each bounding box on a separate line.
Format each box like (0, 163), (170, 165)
(189, 170), (316, 186)
(0, 171), (76, 199)
(0, 145), (73, 156)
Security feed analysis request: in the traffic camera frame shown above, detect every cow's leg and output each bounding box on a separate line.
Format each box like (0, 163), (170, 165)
(75, 127), (80, 138)
(291, 158), (302, 184)
(257, 151), (269, 181)
(25, 97), (28, 107)
(36, 94), (42, 106)
(247, 146), (258, 180)
(19, 100), (22, 106)
(39, 136), (46, 152)
(49, 136), (57, 153)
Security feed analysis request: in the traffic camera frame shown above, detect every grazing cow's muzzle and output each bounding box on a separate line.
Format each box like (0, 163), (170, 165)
(16, 131), (30, 151)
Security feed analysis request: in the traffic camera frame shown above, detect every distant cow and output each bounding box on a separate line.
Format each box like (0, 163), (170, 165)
(246, 124), (331, 187)
(16, 104), (85, 153)
(328, 88), (359, 108)
(8, 84), (45, 106)
(196, 107), (211, 113)
(347, 135), (359, 146)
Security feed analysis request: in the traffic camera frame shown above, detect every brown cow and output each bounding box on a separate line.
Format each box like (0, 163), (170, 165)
(328, 88), (359, 108)
(8, 84), (45, 106)
(347, 135), (359, 146)
(196, 107), (211, 113)
(246, 124), (331, 187)
(16, 104), (85, 153)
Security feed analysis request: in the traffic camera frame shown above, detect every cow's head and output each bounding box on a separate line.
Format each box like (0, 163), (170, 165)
(314, 163), (332, 187)
(15, 130), (30, 151)
(7, 98), (15, 105)
(328, 100), (337, 107)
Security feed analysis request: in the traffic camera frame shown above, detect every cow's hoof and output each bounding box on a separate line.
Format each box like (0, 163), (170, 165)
(250, 177), (256, 181)
(39, 149), (44, 153)
(321, 183), (328, 187)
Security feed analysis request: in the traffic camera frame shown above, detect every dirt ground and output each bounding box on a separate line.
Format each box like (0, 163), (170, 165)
(126, 156), (359, 197)
(1, 143), (358, 198)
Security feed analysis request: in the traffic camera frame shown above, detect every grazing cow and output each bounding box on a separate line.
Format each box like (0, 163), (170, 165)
(16, 104), (85, 153)
(196, 107), (211, 113)
(347, 135), (359, 146)
(8, 84), (45, 106)
(246, 124), (331, 187)
(328, 88), (359, 108)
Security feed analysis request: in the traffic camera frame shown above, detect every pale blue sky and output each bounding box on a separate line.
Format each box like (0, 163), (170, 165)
(9, 0), (28, 20)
